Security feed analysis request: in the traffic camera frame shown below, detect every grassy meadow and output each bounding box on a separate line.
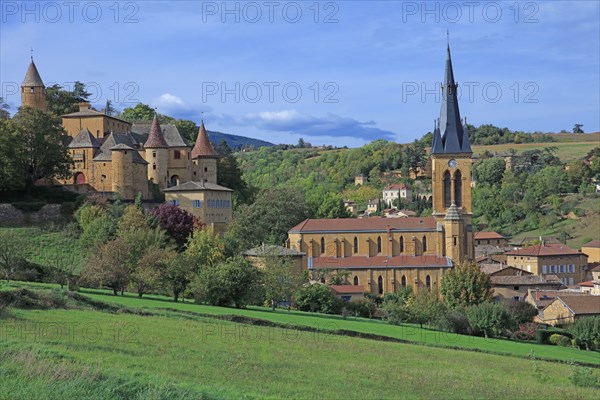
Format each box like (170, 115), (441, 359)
(471, 141), (599, 161)
(1, 296), (599, 399)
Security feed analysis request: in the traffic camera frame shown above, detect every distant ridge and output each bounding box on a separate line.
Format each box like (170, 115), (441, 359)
(206, 130), (274, 150)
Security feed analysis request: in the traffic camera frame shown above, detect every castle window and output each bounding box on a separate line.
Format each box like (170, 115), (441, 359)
(378, 276), (384, 295)
(453, 237), (457, 246)
(320, 237), (325, 254)
(204, 167), (208, 172)
(443, 170), (451, 207)
(401, 275), (406, 287)
(153, 164), (156, 170)
(353, 237), (358, 254)
(153, 152), (156, 158)
(30, 87), (34, 93)
(187, 152), (190, 160)
(174, 150), (181, 159)
(400, 236), (404, 253)
(423, 236), (427, 252)
(426, 275), (431, 289)
(192, 200), (202, 208)
(377, 237), (382, 253)
(354, 276), (359, 286)
(454, 170), (462, 207)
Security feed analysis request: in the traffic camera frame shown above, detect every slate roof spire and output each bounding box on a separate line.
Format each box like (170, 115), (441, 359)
(431, 41), (472, 154)
(191, 119), (218, 159)
(144, 114), (169, 148)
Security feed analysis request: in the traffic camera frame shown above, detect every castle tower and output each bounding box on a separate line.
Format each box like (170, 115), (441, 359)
(111, 144), (134, 198)
(191, 120), (218, 184)
(21, 57), (47, 111)
(144, 115), (169, 189)
(430, 43), (474, 262)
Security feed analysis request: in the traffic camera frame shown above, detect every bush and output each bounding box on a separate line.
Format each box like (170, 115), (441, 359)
(549, 333), (566, 345)
(295, 284), (341, 314)
(558, 335), (572, 347)
(570, 316), (600, 350)
(0, 288), (67, 309)
(345, 299), (377, 318)
(513, 322), (538, 341)
(504, 300), (538, 325)
(467, 302), (515, 338)
(442, 308), (471, 334)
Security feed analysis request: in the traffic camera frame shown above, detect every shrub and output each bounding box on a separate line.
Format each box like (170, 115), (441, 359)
(345, 299), (377, 318)
(295, 284), (341, 314)
(570, 316), (600, 350)
(442, 308), (471, 334)
(558, 335), (572, 347)
(504, 300), (538, 325)
(467, 302), (515, 338)
(549, 333), (565, 345)
(513, 322), (538, 341)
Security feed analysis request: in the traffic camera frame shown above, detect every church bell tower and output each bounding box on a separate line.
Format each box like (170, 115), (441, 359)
(21, 57), (47, 112)
(430, 43), (474, 262)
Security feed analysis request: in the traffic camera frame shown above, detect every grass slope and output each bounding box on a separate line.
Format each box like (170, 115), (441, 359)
(1, 303), (599, 399)
(471, 141), (599, 161)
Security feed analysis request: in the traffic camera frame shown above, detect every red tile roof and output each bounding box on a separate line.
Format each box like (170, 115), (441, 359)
(579, 281), (595, 287)
(589, 262), (600, 272)
(505, 243), (583, 257)
(491, 274), (563, 286)
(474, 231), (505, 240)
(330, 285), (365, 294)
(289, 217), (437, 233)
(191, 122), (218, 159)
(311, 255), (451, 269)
(582, 240), (600, 248)
(384, 183), (409, 191)
(144, 116), (169, 148)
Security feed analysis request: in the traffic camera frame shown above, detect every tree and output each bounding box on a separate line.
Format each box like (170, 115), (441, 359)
(161, 252), (190, 302)
(175, 119), (198, 143)
(194, 257), (261, 308)
(0, 231), (30, 282)
(408, 290), (446, 329)
(570, 316), (600, 350)
(149, 204), (197, 248)
(12, 107), (72, 191)
(297, 138), (306, 148)
(441, 262), (493, 309)
(105, 100), (116, 117)
(316, 193), (351, 219)
(130, 247), (170, 297)
(184, 228), (225, 272)
(0, 97), (9, 119)
(262, 254), (306, 310)
(215, 139), (252, 204)
(295, 284), (341, 314)
(466, 302), (515, 338)
(573, 124), (584, 134)
(0, 119), (22, 191)
(119, 103), (164, 122)
(473, 157), (506, 187)
(45, 82), (91, 116)
(504, 300), (538, 325)
(226, 188), (310, 251)
(81, 238), (132, 295)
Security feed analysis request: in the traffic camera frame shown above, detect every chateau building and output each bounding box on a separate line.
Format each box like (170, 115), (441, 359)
(287, 44), (474, 295)
(20, 58), (233, 229)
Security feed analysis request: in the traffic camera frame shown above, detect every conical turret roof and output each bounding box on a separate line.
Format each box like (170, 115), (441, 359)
(191, 121), (218, 159)
(22, 59), (45, 87)
(144, 115), (169, 148)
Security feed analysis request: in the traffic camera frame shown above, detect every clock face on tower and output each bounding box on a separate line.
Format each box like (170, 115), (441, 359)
(448, 159), (457, 168)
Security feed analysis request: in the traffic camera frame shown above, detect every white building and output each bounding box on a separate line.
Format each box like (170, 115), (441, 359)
(383, 183), (412, 207)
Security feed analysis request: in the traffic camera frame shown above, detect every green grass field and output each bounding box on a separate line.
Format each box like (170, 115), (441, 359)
(1, 282), (599, 399)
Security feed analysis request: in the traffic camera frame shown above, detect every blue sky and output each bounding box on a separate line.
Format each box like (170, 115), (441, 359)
(1, 1), (599, 147)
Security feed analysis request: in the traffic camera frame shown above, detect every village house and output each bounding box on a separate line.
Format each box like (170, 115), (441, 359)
(474, 231), (508, 247)
(537, 296), (600, 326)
(382, 183), (412, 207)
(524, 289), (589, 312)
(490, 274), (564, 301)
(581, 240), (600, 263)
(505, 242), (588, 285)
(241, 244), (304, 271)
(330, 285), (366, 302)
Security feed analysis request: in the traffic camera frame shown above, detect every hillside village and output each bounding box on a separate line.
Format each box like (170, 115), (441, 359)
(1, 42), (599, 398)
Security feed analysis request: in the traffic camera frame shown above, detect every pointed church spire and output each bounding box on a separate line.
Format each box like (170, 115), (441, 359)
(144, 114), (169, 148)
(22, 58), (45, 87)
(191, 118), (218, 159)
(431, 40), (471, 154)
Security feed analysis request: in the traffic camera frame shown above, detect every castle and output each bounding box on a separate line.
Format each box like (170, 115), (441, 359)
(21, 58), (232, 231)
(287, 44), (474, 295)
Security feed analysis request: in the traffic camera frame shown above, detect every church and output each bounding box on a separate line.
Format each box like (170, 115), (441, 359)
(20, 58), (233, 232)
(287, 44), (474, 295)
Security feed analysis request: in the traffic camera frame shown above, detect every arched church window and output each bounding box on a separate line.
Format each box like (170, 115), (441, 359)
(426, 275), (431, 289)
(378, 276), (384, 295)
(320, 237), (325, 254)
(454, 170), (462, 207)
(400, 236), (404, 253)
(353, 237), (358, 254)
(377, 237), (382, 253)
(443, 170), (451, 208)
(354, 276), (359, 286)
(423, 236), (427, 252)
